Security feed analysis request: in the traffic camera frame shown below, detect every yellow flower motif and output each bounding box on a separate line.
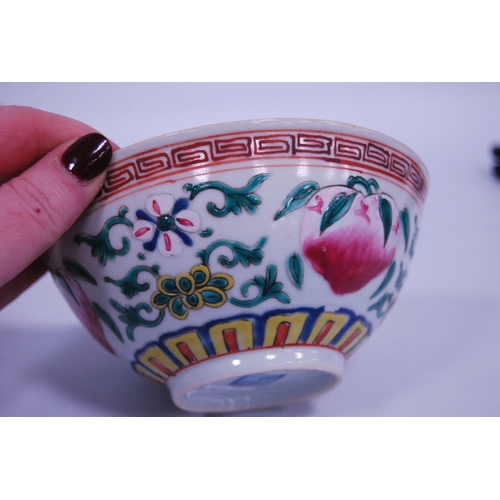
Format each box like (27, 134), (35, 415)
(152, 264), (233, 320)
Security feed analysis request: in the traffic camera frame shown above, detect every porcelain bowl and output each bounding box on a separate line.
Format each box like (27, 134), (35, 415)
(49, 119), (428, 413)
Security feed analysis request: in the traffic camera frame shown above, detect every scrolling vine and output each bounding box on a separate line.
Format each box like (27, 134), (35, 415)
(61, 172), (418, 344)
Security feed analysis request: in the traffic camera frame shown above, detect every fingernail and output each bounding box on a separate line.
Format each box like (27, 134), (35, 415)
(61, 133), (112, 181)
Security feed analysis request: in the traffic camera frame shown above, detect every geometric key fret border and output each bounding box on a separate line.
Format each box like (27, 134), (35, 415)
(96, 130), (428, 205)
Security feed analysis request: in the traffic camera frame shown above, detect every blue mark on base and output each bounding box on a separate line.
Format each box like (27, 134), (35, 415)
(230, 372), (286, 387)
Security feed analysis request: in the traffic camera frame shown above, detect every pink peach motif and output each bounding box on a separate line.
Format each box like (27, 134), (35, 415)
(300, 185), (400, 295)
(53, 270), (116, 354)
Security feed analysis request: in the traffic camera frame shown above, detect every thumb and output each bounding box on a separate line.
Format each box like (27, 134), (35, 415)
(0, 133), (114, 287)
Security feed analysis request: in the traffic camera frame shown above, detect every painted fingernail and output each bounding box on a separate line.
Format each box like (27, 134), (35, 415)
(62, 133), (112, 181)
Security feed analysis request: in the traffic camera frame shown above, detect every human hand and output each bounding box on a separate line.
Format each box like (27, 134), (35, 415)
(0, 106), (118, 309)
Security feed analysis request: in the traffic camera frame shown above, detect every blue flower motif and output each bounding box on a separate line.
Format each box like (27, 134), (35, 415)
(132, 194), (200, 256)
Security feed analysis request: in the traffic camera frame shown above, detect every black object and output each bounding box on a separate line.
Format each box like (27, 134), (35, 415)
(493, 147), (500, 179)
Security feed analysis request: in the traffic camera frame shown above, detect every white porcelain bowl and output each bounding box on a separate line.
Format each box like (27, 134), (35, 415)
(49, 119), (429, 413)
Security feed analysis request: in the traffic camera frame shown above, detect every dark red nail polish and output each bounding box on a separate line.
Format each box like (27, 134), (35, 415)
(62, 133), (112, 181)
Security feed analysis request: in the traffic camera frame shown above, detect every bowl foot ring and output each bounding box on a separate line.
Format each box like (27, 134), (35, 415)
(167, 346), (344, 413)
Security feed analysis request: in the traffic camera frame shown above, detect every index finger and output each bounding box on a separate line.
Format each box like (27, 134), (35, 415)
(0, 106), (115, 183)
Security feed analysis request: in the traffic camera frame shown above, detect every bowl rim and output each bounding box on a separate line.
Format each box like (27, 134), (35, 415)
(110, 118), (429, 181)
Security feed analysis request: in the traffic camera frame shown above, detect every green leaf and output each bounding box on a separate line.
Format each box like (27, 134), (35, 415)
(379, 197), (393, 246)
(230, 264), (290, 308)
(395, 262), (408, 291)
(368, 292), (394, 318)
(286, 253), (304, 290)
(52, 271), (78, 304)
(197, 237), (267, 268)
(110, 300), (165, 341)
(104, 264), (160, 299)
(183, 174), (269, 217)
(320, 193), (356, 233)
(409, 215), (419, 258)
(274, 181), (319, 220)
(399, 209), (410, 252)
(347, 176), (380, 195)
(74, 206), (133, 266)
(92, 302), (124, 343)
(63, 258), (97, 285)
(369, 260), (396, 299)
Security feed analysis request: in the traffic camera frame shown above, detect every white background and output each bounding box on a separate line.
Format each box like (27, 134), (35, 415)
(1, 82), (499, 416)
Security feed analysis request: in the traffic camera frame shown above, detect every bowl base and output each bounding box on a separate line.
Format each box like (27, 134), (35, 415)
(166, 346), (344, 413)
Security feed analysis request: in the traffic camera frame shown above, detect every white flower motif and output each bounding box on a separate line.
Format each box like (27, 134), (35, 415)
(132, 194), (200, 256)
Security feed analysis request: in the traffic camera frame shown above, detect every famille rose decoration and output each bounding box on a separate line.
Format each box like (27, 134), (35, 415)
(49, 119), (428, 413)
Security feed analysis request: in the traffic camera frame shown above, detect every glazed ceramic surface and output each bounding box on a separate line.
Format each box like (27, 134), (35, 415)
(49, 119), (428, 413)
